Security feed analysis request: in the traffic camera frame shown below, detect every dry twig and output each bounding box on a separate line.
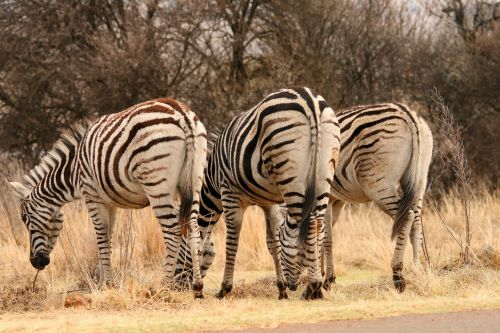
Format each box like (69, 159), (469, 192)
(32, 270), (39, 292)
(431, 88), (474, 264)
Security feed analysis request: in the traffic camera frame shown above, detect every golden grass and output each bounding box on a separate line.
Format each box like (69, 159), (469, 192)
(1, 268), (499, 332)
(0, 158), (499, 331)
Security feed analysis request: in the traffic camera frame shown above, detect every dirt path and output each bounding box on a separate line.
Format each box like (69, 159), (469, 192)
(226, 309), (500, 333)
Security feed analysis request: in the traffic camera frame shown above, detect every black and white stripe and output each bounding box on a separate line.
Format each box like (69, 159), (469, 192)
(175, 87), (340, 300)
(293, 103), (433, 292)
(9, 98), (208, 297)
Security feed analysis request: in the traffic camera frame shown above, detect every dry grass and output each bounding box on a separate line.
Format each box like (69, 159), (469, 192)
(0, 159), (499, 331)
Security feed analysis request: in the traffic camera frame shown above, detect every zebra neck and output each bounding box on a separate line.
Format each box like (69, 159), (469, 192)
(29, 158), (79, 208)
(26, 150), (81, 209)
(24, 123), (87, 206)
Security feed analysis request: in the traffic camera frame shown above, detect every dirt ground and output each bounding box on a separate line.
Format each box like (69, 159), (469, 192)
(229, 309), (500, 333)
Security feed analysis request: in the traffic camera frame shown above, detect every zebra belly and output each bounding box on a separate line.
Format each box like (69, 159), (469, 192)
(108, 181), (150, 208)
(229, 181), (283, 205)
(329, 169), (370, 204)
(87, 180), (150, 209)
(330, 184), (370, 204)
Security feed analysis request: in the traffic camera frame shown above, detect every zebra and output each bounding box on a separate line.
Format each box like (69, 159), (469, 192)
(291, 103), (433, 292)
(8, 98), (208, 298)
(174, 87), (340, 300)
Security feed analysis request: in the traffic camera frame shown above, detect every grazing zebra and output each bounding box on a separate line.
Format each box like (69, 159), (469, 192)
(175, 87), (340, 300)
(8, 98), (208, 298)
(291, 103), (433, 292)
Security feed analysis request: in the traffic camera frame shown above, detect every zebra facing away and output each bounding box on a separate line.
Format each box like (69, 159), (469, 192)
(291, 103), (433, 292)
(175, 87), (341, 300)
(8, 98), (208, 298)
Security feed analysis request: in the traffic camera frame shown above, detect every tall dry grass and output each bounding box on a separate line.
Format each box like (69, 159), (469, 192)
(0, 157), (499, 313)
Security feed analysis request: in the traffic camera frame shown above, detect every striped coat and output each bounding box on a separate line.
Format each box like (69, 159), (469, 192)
(9, 98), (207, 298)
(292, 103), (433, 292)
(175, 87), (340, 300)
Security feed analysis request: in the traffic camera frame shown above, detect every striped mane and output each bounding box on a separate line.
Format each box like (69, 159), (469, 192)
(23, 121), (90, 189)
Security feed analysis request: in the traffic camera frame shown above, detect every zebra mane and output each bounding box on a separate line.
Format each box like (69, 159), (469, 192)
(23, 120), (91, 189)
(207, 123), (225, 155)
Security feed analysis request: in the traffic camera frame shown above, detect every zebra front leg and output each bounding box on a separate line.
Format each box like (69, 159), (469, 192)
(216, 199), (246, 299)
(199, 227), (216, 276)
(391, 209), (415, 293)
(263, 205), (288, 300)
(173, 227), (215, 289)
(86, 202), (116, 287)
(323, 200), (344, 290)
(194, 189), (221, 279)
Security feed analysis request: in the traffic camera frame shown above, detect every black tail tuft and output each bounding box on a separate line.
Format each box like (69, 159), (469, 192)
(391, 182), (415, 240)
(298, 178), (316, 247)
(179, 187), (193, 237)
(178, 122), (196, 237)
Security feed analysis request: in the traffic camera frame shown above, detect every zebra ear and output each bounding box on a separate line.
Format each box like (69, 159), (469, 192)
(7, 181), (31, 199)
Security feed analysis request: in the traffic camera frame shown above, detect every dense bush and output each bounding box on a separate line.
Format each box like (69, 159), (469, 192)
(0, 0), (498, 188)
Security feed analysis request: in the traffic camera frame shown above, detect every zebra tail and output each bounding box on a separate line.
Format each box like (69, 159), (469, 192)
(391, 119), (419, 240)
(298, 107), (319, 247)
(178, 123), (196, 238)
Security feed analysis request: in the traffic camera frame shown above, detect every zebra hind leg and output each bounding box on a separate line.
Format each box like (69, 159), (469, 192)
(149, 196), (182, 286)
(187, 202), (204, 299)
(368, 184), (413, 293)
(263, 204), (288, 300)
(301, 217), (325, 300)
(409, 199), (424, 268)
(391, 209), (414, 293)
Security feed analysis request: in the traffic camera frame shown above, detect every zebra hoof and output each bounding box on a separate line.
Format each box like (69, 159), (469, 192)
(278, 290), (288, 300)
(393, 268), (406, 293)
(215, 289), (229, 299)
(393, 277), (406, 293)
(322, 275), (336, 291)
(277, 281), (288, 300)
(192, 281), (204, 299)
(98, 278), (116, 289)
(311, 288), (324, 300)
(300, 281), (323, 300)
(215, 283), (232, 299)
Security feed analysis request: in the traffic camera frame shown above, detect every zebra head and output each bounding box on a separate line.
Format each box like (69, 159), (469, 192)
(9, 181), (64, 270)
(279, 214), (301, 291)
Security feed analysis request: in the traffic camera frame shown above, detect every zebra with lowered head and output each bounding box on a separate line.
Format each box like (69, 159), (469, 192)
(175, 87), (340, 300)
(8, 98), (208, 298)
(290, 103), (433, 292)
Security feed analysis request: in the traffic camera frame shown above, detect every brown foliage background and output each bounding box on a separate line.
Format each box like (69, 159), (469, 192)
(0, 0), (498, 188)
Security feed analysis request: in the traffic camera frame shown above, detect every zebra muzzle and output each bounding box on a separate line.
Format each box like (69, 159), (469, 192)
(30, 252), (50, 270)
